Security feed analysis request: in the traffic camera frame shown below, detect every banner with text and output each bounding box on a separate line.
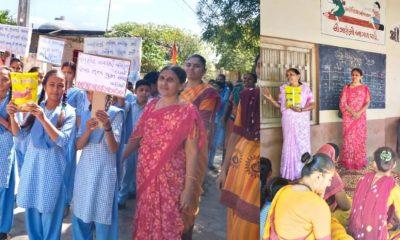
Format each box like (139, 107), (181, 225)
(76, 52), (130, 97)
(84, 37), (142, 83)
(37, 36), (65, 65)
(0, 23), (32, 56)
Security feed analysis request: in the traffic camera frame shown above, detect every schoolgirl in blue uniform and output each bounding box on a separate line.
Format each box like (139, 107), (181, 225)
(0, 67), (15, 240)
(7, 69), (76, 240)
(72, 91), (123, 240)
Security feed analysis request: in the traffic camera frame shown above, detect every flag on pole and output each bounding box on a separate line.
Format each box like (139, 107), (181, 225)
(171, 42), (178, 65)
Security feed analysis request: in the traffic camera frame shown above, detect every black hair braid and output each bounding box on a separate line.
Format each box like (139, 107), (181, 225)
(88, 94), (112, 112)
(7, 84), (12, 103)
(56, 92), (67, 129)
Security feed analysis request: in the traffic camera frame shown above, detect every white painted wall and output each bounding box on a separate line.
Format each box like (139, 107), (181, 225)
(261, 0), (400, 122)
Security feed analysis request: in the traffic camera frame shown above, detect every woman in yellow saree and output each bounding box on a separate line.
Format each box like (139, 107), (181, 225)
(263, 153), (335, 240)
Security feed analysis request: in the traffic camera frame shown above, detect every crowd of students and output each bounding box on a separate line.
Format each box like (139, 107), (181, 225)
(0, 52), (261, 240)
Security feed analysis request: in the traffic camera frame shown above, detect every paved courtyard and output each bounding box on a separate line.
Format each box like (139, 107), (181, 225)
(8, 151), (226, 240)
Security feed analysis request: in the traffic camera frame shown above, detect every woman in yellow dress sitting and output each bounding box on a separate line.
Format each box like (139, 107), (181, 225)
(263, 153), (335, 240)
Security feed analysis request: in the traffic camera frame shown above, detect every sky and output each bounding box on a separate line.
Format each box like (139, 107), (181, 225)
(0, 0), (203, 34)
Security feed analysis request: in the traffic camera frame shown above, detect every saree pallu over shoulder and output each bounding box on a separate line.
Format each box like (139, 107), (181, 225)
(131, 99), (207, 239)
(180, 82), (221, 129)
(349, 172), (395, 240)
(233, 87), (260, 141)
(339, 85), (370, 170)
(221, 91), (260, 226)
(132, 100), (207, 197)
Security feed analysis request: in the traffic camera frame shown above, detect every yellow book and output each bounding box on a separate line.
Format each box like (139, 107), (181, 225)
(10, 72), (39, 112)
(284, 85), (302, 108)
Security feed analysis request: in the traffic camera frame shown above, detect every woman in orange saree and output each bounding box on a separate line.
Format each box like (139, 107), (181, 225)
(219, 87), (260, 240)
(124, 66), (207, 240)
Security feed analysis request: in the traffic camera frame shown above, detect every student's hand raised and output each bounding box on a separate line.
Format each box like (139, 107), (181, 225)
(95, 110), (111, 129)
(86, 118), (98, 132)
(6, 102), (18, 116)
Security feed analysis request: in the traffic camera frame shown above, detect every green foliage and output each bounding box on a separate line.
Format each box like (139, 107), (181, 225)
(107, 22), (215, 74)
(0, 10), (16, 25)
(196, 0), (259, 73)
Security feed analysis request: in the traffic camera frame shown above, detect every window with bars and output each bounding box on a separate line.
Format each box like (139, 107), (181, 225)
(260, 37), (318, 128)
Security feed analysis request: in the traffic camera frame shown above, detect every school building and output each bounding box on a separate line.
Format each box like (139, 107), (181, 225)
(260, 0), (400, 176)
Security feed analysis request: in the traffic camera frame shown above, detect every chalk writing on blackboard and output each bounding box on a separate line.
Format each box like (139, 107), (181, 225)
(319, 44), (386, 110)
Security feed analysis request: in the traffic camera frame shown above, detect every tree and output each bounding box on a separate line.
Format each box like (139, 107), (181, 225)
(0, 10), (16, 25)
(196, 0), (259, 73)
(107, 22), (216, 75)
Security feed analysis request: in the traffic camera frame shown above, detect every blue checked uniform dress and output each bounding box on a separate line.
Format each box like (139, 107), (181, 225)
(17, 104), (76, 240)
(0, 93), (15, 233)
(65, 87), (86, 205)
(72, 110), (123, 225)
(17, 104), (76, 212)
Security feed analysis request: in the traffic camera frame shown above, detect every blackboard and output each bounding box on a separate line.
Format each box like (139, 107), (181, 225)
(319, 44), (386, 110)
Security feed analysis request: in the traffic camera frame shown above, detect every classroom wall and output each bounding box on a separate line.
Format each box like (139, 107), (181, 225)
(260, 0), (400, 176)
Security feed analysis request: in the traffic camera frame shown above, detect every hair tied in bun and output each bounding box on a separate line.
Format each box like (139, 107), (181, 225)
(301, 152), (313, 165)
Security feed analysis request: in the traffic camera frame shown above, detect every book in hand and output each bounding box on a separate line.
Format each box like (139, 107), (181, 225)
(284, 85), (302, 108)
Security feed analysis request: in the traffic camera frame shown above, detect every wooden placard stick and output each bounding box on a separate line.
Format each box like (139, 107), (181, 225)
(91, 91), (108, 128)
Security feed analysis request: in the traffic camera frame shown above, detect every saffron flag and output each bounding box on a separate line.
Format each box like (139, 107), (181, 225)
(171, 42), (178, 65)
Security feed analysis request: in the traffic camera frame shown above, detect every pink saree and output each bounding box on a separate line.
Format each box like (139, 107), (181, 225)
(349, 172), (396, 239)
(339, 85), (370, 170)
(318, 144), (345, 211)
(131, 99), (206, 240)
(279, 83), (314, 181)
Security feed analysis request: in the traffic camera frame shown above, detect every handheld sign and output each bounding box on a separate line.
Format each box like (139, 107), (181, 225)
(10, 72), (38, 112)
(37, 36), (65, 65)
(76, 52), (130, 97)
(84, 37), (142, 82)
(0, 23), (32, 57)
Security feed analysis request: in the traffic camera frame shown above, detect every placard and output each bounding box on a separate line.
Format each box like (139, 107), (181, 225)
(84, 37), (141, 82)
(75, 52), (130, 97)
(321, 0), (386, 45)
(10, 72), (38, 111)
(0, 23), (32, 56)
(37, 36), (65, 65)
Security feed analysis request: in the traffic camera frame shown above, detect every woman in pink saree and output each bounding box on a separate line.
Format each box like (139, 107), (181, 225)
(264, 68), (315, 180)
(339, 68), (370, 170)
(348, 147), (400, 240)
(124, 66), (206, 240)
